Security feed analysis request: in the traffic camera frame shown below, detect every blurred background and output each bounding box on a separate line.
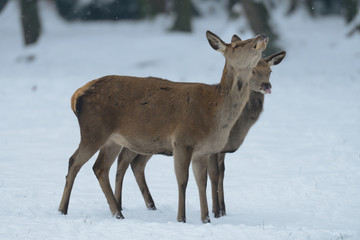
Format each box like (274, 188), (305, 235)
(0, 1), (360, 239)
(2, 0), (360, 56)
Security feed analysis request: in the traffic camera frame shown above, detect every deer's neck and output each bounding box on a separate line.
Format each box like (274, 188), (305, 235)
(217, 61), (252, 130)
(219, 62), (252, 95)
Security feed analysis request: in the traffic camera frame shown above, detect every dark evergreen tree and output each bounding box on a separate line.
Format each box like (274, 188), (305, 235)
(20, 0), (41, 45)
(138, 0), (167, 18)
(54, 0), (78, 21)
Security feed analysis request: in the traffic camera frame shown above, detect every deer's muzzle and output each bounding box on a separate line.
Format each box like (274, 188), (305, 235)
(255, 34), (269, 51)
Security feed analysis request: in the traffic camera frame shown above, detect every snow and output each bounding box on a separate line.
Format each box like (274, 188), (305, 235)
(1, 1), (359, 239)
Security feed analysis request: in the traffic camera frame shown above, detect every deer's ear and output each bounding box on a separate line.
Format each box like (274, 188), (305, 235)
(264, 51), (286, 66)
(206, 30), (227, 53)
(231, 34), (241, 43)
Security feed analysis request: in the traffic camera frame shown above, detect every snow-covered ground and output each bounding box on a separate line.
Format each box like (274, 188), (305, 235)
(1, 1), (359, 239)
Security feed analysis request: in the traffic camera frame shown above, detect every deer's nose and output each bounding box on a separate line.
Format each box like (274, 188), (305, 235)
(259, 34), (268, 43)
(262, 83), (271, 90)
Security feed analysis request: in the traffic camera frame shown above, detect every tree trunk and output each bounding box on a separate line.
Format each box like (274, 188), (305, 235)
(20, 0), (41, 46)
(171, 0), (192, 32)
(305, 0), (315, 16)
(240, 0), (280, 56)
(0, 0), (9, 13)
(343, 0), (358, 23)
(287, 0), (298, 16)
(348, 24), (360, 36)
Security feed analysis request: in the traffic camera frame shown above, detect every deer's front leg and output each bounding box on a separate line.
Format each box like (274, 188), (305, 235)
(217, 153), (226, 216)
(207, 153), (220, 218)
(192, 155), (210, 223)
(173, 145), (193, 223)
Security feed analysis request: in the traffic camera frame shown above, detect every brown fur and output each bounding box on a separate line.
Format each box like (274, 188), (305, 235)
(58, 31), (268, 223)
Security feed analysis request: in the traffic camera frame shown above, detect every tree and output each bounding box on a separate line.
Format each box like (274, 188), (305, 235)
(0, 0), (8, 13)
(287, 0), (298, 15)
(240, 0), (280, 56)
(288, 0), (359, 23)
(171, 0), (192, 32)
(138, 0), (167, 18)
(286, 0), (360, 36)
(54, 0), (78, 21)
(343, 0), (359, 23)
(20, 0), (41, 46)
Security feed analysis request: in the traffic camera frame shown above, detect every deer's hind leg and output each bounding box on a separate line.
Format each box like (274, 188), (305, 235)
(115, 147), (139, 210)
(192, 155), (210, 223)
(131, 154), (155, 210)
(59, 134), (107, 215)
(93, 141), (123, 218)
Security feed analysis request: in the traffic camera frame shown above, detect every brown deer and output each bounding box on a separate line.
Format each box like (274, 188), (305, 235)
(114, 46), (286, 218)
(58, 31), (268, 223)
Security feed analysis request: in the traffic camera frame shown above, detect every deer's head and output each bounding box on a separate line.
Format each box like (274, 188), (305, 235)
(249, 51), (286, 94)
(206, 31), (268, 71)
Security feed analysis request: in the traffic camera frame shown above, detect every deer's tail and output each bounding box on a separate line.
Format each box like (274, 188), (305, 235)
(71, 80), (97, 117)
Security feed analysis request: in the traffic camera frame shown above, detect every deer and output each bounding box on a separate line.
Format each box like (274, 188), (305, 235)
(204, 49), (286, 217)
(58, 30), (268, 223)
(114, 43), (286, 218)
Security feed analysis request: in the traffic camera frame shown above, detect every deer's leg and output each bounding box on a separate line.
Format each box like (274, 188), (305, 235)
(114, 147), (138, 210)
(217, 153), (226, 216)
(173, 145), (192, 223)
(207, 153), (221, 218)
(59, 139), (104, 215)
(192, 155), (210, 223)
(131, 154), (156, 210)
(93, 141), (123, 218)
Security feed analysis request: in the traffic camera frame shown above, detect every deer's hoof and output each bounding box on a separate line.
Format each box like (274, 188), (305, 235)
(114, 212), (124, 219)
(146, 203), (157, 210)
(220, 209), (226, 217)
(202, 215), (211, 223)
(177, 216), (186, 223)
(58, 208), (68, 215)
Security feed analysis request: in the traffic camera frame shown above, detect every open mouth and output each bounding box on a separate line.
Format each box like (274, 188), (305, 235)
(260, 82), (271, 94)
(260, 88), (272, 94)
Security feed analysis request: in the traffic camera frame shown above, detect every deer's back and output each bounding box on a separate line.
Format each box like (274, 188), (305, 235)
(74, 75), (225, 154)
